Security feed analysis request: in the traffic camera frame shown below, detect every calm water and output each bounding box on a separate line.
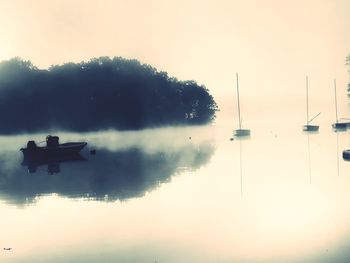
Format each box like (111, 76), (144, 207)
(1, 124), (350, 263)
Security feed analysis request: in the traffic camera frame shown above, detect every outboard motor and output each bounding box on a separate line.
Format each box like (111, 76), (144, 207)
(46, 135), (59, 147)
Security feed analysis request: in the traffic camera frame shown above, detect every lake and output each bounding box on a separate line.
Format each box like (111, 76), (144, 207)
(1, 123), (350, 263)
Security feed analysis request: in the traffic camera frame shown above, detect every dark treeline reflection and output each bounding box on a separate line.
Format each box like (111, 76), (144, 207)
(0, 57), (218, 133)
(0, 141), (214, 205)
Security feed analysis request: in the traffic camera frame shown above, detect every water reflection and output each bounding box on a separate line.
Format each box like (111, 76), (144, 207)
(0, 135), (215, 205)
(22, 153), (86, 174)
(3, 126), (350, 263)
(307, 134), (311, 183)
(304, 131), (320, 184)
(239, 140), (243, 196)
(237, 137), (250, 196)
(336, 133), (340, 175)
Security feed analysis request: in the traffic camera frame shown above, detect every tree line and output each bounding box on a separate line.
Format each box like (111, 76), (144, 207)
(0, 57), (218, 133)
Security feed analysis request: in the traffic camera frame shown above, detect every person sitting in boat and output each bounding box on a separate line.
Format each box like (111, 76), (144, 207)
(46, 135), (59, 147)
(27, 140), (37, 149)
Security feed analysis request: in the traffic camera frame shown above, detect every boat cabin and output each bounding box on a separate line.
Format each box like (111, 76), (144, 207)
(46, 135), (59, 147)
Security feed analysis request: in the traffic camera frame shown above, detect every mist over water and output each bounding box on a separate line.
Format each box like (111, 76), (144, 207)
(0, 127), (215, 205)
(2, 95), (350, 263)
(0, 0), (349, 260)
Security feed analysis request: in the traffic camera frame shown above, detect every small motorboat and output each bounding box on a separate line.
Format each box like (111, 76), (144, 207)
(343, 149), (350, 161)
(21, 135), (87, 161)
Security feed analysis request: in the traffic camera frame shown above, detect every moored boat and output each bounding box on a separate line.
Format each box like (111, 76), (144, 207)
(343, 149), (350, 160)
(332, 79), (349, 131)
(303, 76), (320, 132)
(21, 135), (87, 161)
(332, 122), (349, 130)
(234, 129), (251, 137)
(233, 73), (251, 138)
(303, 125), (319, 132)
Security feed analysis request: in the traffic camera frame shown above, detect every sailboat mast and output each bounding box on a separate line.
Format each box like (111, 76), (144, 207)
(236, 72), (242, 129)
(306, 76), (309, 124)
(334, 79), (338, 123)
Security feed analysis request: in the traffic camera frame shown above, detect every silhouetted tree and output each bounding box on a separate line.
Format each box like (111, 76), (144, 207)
(0, 57), (218, 133)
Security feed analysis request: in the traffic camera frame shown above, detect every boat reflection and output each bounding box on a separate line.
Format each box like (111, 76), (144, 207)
(0, 141), (215, 205)
(307, 134), (311, 183)
(22, 153), (86, 174)
(239, 140), (243, 196)
(303, 129), (319, 135)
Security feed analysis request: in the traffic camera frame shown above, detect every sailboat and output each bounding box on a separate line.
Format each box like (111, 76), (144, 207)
(332, 79), (350, 130)
(303, 76), (320, 132)
(233, 73), (250, 137)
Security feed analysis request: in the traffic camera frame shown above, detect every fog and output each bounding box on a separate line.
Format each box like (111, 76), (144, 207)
(0, 126), (215, 205)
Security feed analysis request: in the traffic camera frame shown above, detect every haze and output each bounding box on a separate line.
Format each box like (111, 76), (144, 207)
(0, 1), (349, 114)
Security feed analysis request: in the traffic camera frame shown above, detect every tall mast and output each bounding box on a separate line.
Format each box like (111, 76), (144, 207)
(236, 72), (242, 129)
(334, 79), (338, 123)
(306, 76), (309, 124)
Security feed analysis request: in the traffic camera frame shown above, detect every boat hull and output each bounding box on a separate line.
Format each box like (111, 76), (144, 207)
(303, 125), (319, 132)
(343, 150), (350, 161)
(21, 142), (87, 161)
(332, 122), (350, 130)
(233, 129), (251, 137)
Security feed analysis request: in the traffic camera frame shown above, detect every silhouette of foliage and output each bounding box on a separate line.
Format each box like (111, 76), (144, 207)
(0, 57), (218, 133)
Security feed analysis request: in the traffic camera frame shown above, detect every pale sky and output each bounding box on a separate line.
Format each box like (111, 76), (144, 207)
(0, 0), (349, 123)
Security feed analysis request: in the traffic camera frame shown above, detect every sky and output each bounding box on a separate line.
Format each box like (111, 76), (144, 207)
(0, 0), (349, 123)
